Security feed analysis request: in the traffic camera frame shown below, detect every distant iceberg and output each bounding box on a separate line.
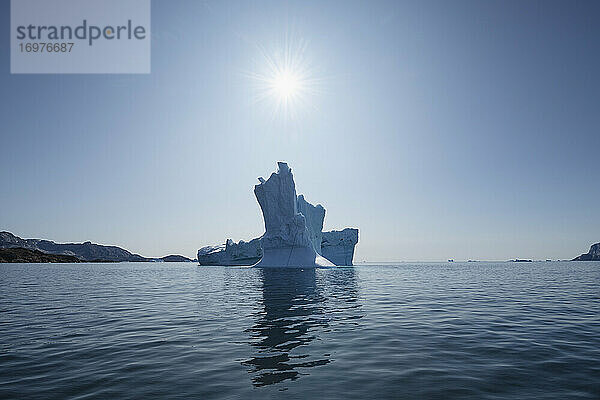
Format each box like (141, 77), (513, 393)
(197, 162), (358, 267)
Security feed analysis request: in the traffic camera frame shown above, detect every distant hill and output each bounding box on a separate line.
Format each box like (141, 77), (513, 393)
(0, 231), (192, 263)
(160, 255), (193, 262)
(572, 242), (600, 261)
(0, 248), (81, 263)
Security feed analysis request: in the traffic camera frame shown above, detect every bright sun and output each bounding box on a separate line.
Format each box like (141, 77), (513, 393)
(270, 70), (301, 100)
(246, 37), (321, 120)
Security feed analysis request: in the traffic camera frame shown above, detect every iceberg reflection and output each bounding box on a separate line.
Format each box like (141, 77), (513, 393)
(243, 267), (361, 387)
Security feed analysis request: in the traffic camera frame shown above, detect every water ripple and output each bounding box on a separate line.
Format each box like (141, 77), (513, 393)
(0, 262), (599, 399)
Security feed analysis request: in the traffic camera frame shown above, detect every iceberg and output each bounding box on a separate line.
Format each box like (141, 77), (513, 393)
(197, 238), (262, 266)
(196, 162), (358, 267)
(253, 162), (332, 267)
(296, 194), (325, 254)
(321, 228), (359, 266)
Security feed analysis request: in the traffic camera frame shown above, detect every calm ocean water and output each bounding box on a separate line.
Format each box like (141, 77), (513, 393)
(1, 262), (599, 399)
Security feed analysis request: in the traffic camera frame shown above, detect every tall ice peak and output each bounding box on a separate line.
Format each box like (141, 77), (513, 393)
(253, 162), (332, 267)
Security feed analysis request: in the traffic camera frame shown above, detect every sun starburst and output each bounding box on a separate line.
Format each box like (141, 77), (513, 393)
(245, 36), (322, 121)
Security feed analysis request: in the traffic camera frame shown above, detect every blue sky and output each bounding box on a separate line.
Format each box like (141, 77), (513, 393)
(1, 0), (598, 261)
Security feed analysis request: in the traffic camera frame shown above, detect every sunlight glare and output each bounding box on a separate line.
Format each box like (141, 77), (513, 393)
(246, 36), (323, 121)
(271, 70), (301, 100)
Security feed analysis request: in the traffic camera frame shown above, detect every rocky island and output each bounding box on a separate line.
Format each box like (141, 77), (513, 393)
(0, 248), (81, 263)
(198, 162), (359, 267)
(0, 231), (193, 263)
(572, 242), (600, 261)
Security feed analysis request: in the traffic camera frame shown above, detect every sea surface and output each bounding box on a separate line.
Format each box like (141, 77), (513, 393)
(1, 262), (599, 399)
